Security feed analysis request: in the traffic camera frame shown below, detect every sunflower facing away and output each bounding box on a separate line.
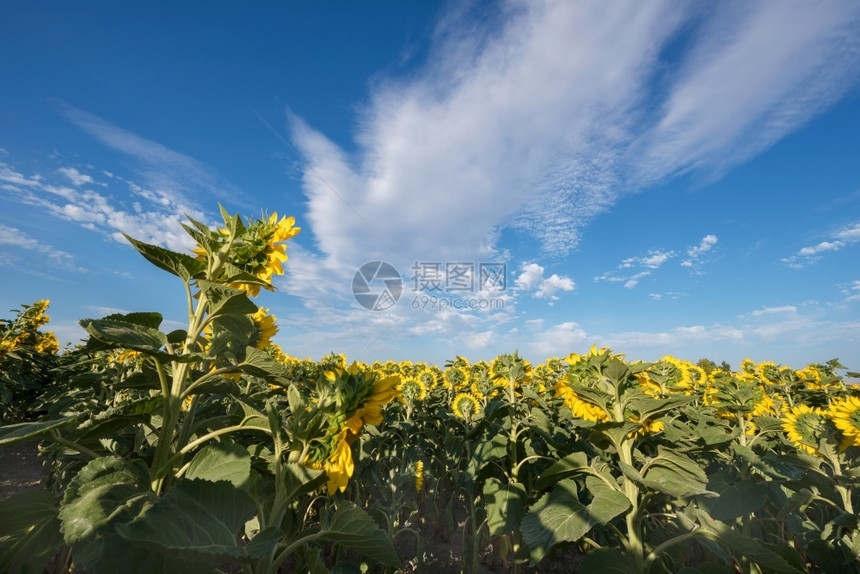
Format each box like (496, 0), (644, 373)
(782, 404), (828, 456)
(452, 392), (481, 421)
(830, 395), (860, 450)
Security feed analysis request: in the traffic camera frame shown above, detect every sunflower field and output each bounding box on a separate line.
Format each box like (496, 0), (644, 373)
(1, 207), (859, 574)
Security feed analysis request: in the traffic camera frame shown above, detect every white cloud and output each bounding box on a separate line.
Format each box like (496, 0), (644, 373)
(681, 234), (718, 268)
(748, 305), (797, 317)
(783, 221), (860, 267)
(799, 241), (844, 256)
(842, 280), (860, 302)
(290, 2), (860, 271)
(515, 263), (545, 290)
(276, 1), (860, 358)
(597, 249), (674, 289)
(515, 262), (575, 300)
(0, 224), (82, 272)
(536, 274), (575, 299)
(1, 141), (210, 252)
(526, 321), (590, 357)
(649, 292), (684, 301)
(58, 103), (237, 204)
(58, 167), (95, 186)
(0, 165), (43, 188)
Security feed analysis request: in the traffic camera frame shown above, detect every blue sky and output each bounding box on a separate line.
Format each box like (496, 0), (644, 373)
(2, 1), (860, 371)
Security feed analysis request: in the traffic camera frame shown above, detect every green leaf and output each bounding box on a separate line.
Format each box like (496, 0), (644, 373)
(101, 311), (164, 330)
(483, 478), (526, 536)
(0, 489), (63, 574)
(0, 415), (78, 445)
(81, 318), (168, 352)
(584, 476), (629, 526)
(124, 235), (205, 281)
(520, 479), (590, 565)
(534, 451), (590, 490)
(604, 358), (629, 383)
(694, 510), (802, 573)
(628, 395), (694, 421)
(222, 263), (271, 289)
(698, 475), (767, 521)
(694, 421), (734, 446)
(240, 347), (292, 385)
(58, 457), (155, 571)
(580, 547), (637, 573)
(278, 462), (326, 504)
(116, 479), (279, 564)
(777, 488), (815, 520)
(313, 501), (401, 568)
(237, 400), (272, 433)
(474, 433), (508, 467)
(733, 444), (804, 480)
(186, 442), (252, 490)
(198, 280), (257, 318)
(642, 448), (711, 498)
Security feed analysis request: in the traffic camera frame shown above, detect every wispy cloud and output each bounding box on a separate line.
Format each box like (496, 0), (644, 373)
(595, 249), (675, 289)
(57, 103), (239, 204)
(782, 221), (860, 267)
(681, 234), (718, 269)
(842, 280), (860, 302)
(0, 223), (83, 274)
(58, 167), (95, 187)
(747, 305), (797, 318)
(284, 2), (860, 344)
(0, 158), (205, 251)
(526, 302), (858, 368)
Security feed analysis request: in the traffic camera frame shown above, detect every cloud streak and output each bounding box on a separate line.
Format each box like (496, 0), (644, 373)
(276, 1), (860, 359)
(782, 221), (860, 267)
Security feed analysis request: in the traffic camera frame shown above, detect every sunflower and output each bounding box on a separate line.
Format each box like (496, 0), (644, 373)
(416, 369), (439, 392)
(782, 404), (828, 456)
(414, 460), (424, 492)
(345, 372), (400, 432)
(628, 415), (664, 437)
(661, 355), (693, 389)
(756, 361), (781, 384)
(444, 366), (470, 391)
(398, 376), (428, 404)
(750, 392), (777, 417)
(452, 392), (481, 421)
(796, 366), (822, 390)
(740, 358), (757, 376)
(555, 383), (608, 422)
(830, 395), (860, 449)
(33, 332), (59, 354)
(688, 364), (708, 388)
(311, 429), (355, 494)
(251, 307), (278, 349)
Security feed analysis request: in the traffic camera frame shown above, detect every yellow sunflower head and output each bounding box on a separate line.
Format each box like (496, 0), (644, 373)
(251, 307), (278, 349)
(740, 358), (757, 376)
(830, 395), (860, 450)
(451, 392), (481, 421)
(782, 404), (829, 456)
(555, 382), (608, 422)
(398, 376), (428, 404)
(414, 460), (424, 492)
(444, 365), (470, 391)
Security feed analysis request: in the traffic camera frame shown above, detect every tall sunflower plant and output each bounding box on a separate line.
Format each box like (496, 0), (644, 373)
(0, 206), (400, 574)
(519, 347), (811, 574)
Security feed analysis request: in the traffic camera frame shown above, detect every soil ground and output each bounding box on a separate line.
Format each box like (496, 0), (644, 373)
(0, 440), (44, 501)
